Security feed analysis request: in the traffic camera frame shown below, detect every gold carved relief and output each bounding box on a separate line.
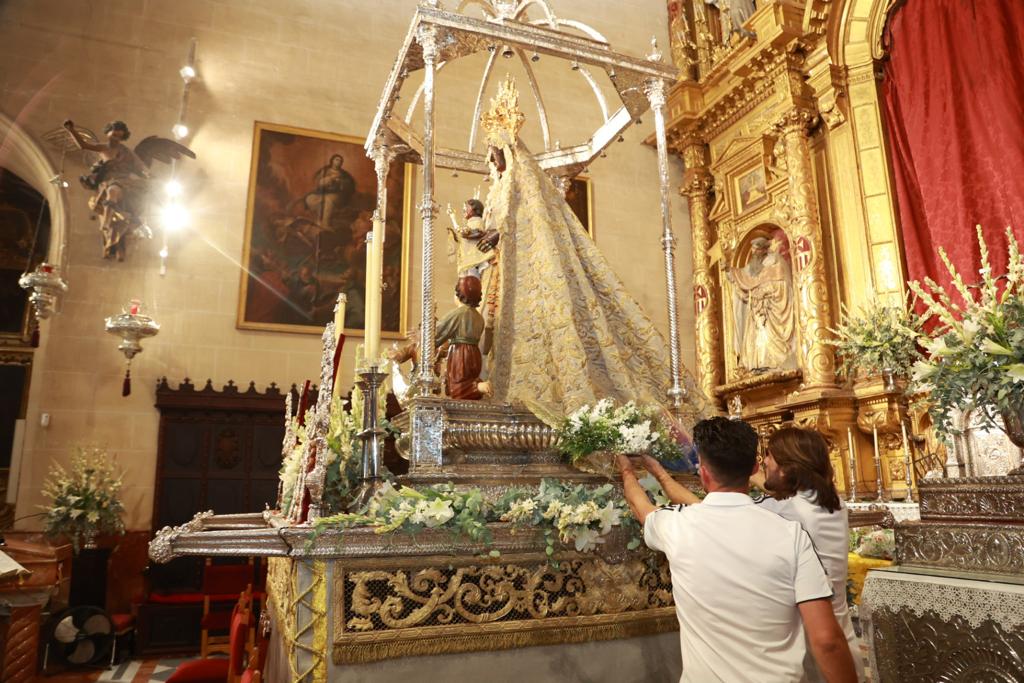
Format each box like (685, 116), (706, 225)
(773, 108), (837, 389)
(333, 555), (675, 664)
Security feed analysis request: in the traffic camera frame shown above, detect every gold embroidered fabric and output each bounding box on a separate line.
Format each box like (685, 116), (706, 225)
(485, 139), (706, 422)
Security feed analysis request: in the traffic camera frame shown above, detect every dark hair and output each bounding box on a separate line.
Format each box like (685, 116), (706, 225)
(692, 417), (758, 487)
(455, 276), (482, 308)
(104, 120), (131, 140)
(466, 199), (484, 217)
(766, 427), (841, 513)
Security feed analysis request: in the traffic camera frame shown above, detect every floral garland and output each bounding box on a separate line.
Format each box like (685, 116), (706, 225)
(40, 447), (125, 552)
(312, 477), (675, 558)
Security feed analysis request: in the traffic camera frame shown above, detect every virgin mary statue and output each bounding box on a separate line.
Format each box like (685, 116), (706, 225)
(479, 77), (705, 422)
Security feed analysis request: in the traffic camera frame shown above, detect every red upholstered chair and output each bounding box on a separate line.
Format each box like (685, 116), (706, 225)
(200, 560), (254, 658)
(168, 600), (250, 683)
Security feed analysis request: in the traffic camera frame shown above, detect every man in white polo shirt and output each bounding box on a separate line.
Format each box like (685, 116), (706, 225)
(618, 417), (857, 683)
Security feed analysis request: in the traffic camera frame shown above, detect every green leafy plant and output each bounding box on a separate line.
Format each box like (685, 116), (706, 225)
(829, 298), (923, 380)
(909, 226), (1024, 438)
(40, 447), (125, 553)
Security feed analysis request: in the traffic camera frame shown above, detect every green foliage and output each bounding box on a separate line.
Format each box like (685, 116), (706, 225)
(829, 297), (923, 380)
(909, 227), (1024, 438)
(40, 447), (125, 553)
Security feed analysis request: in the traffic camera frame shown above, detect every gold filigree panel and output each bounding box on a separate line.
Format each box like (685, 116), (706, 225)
(332, 554), (676, 664)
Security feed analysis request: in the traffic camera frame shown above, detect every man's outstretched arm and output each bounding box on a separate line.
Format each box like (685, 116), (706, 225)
(641, 455), (702, 506)
(617, 455), (658, 524)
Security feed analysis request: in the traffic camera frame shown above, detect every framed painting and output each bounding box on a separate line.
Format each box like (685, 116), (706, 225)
(735, 165), (768, 215)
(565, 175), (594, 238)
(237, 122), (411, 337)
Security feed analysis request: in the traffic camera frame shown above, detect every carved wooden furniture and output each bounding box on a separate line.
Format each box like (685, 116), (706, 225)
(0, 535), (71, 683)
(140, 378), (287, 655)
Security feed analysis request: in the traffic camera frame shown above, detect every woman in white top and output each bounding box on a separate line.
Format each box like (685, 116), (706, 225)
(640, 426), (864, 682)
(749, 427), (863, 682)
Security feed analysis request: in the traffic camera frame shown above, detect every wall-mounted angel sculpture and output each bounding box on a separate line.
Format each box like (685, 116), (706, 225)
(63, 119), (196, 260)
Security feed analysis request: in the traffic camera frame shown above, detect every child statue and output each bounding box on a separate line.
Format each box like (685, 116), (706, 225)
(435, 276), (488, 400)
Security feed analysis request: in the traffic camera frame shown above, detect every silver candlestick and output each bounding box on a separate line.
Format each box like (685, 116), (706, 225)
(900, 418), (914, 500)
(353, 366), (389, 511)
(872, 424), (884, 502)
(846, 427), (857, 502)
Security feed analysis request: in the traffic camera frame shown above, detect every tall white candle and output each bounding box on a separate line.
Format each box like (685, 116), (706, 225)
(364, 215), (386, 364)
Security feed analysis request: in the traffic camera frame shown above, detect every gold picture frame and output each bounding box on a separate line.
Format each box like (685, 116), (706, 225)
(237, 122), (411, 337)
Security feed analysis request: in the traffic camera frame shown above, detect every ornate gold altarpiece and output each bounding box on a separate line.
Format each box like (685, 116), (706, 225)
(658, 0), (943, 500)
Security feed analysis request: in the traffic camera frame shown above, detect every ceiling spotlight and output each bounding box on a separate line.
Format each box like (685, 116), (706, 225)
(165, 179), (183, 198)
(487, 45), (496, 53)
(159, 246), (169, 259)
(171, 123), (189, 140)
(501, 45), (514, 58)
(161, 203), (190, 232)
(48, 174), (69, 188)
(531, 52), (540, 62)
(570, 62), (580, 71)
(617, 136), (625, 142)
(635, 118), (643, 125)
(179, 65), (196, 83)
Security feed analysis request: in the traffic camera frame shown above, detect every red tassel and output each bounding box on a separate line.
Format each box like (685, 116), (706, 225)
(30, 328), (40, 348)
(122, 368), (131, 397)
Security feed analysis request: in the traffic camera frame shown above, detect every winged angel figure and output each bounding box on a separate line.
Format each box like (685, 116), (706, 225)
(63, 119), (196, 260)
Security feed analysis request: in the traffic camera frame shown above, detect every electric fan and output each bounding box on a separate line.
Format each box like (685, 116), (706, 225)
(43, 605), (114, 670)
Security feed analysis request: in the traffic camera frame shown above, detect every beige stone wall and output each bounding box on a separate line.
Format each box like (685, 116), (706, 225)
(0, 0), (694, 530)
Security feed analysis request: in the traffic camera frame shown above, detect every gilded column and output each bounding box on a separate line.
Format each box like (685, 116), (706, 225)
(411, 24), (441, 395)
(775, 108), (836, 388)
(678, 132), (721, 400)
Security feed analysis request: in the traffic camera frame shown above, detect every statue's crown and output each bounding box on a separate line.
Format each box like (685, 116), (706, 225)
(480, 75), (525, 147)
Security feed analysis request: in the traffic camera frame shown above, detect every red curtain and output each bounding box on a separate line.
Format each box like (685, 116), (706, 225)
(880, 0), (1024, 295)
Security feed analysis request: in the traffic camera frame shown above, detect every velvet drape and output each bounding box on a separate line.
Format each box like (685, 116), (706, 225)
(880, 0), (1024, 294)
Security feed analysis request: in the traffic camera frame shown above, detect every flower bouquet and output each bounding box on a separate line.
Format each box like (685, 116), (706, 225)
(40, 447), (125, 553)
(556, 399), (697, 478)
(909, 227), (1024, 445)
(829, 297), (923, 388)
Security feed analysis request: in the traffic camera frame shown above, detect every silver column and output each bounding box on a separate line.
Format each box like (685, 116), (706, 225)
(645, 75), (686, 415)
(411, 24), (441, 396)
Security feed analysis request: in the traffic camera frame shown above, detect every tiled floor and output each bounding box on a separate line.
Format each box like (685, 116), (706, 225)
(43, 657), (193, 683)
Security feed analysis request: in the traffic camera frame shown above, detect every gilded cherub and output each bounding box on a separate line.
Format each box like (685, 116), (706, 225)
(63, 119), (195, 260)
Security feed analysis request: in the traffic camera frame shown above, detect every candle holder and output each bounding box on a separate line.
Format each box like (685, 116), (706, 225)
(105, 299), (160, 396)
(847, 427), (858, 502)
(352, 365), (389, 511)
(19, 263), (68, 320)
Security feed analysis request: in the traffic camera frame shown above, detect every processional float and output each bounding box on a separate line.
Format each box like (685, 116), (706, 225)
(150, 2), (694, 680)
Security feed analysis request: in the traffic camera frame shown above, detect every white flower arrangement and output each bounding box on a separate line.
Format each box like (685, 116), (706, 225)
(908, 226), (1024, 438)
(558, 400), (694, 476)
(40, 447), (125, 552)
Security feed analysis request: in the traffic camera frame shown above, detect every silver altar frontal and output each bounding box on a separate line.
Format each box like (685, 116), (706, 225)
(151, 2), (696, 682)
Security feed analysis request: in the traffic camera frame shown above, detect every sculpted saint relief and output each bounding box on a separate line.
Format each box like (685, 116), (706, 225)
(726, 235), (797, 374)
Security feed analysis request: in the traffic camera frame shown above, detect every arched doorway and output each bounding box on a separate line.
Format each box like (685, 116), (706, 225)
(0, 112), (68, 528)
